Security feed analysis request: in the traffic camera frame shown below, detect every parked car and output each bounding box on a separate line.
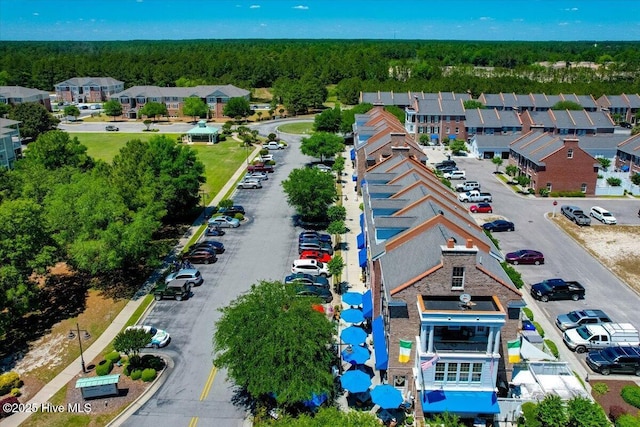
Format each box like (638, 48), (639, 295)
(586, 346), (640, 376)
(205, 225), (225, 236)
(315, 164), (333, 173)
(530, 278), (585, 302)
(183, 249), (217, 264)
(165, 268), (203, 287)
(299, 231), (332, 244)
(284, 272), (330, 287)
(300, 250), (332, 263)
(590, 206), (617, 224)
(191, 240), (225, 254)
(125, 325), (171, 348)
(245, 172), (268, 181)
(291, 259), (330, 277)
(105, 125), (119, 131)
(153, 282), (191, 301)
(470, 203), (493, 213)
(435, 160), (457, 169)
(555, 309), (612, 331)
(482, 219), (515, 232)
(443, 170), (466, 180)
(247, 162), (274, 173)
(238, 178), (262, 189)
(294, 285), (334, 303)
(436, 165), (458, 174)
(208, 216), (240, 228)
(218, 205), (245, 216)
(505, 249), (544, 265)
(264, 141), (285, 150)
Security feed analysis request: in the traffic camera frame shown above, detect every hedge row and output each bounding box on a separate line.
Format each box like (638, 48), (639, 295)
(0, 372), (22, 396)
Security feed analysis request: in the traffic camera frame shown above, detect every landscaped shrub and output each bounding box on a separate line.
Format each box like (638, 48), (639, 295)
(0, 372), (22, 395)
(549, 190), (586, 197)
(130, 370), (142, 381)
(104, 351), (121, 364)
(10, 388), (21, 397)
(616, 413), (640, 427)
(0, 396), (20, 418)
(141, 368), (157, 382)
(609, 405), (627, 421)
(621, 385), (640, 409)
(544, 339), (559, 358)
(520, 401), (540, 427)
(234, 213), (244, 221)
(532, 321), (545, 338)
(501, 262), (524, 289)
(592, 382), (609, 396)
(141, 355), (166, 371)
(607, 177), (622, 186)
(522, 307), (534, 321)
(259, 148), (269, 156)
(96, 359), (114, 376)
(123, 364), (132, 376)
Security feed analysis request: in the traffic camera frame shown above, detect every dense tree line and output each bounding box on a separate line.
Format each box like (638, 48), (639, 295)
(0, 130), (205, 345)
(1, 40), (639, 100)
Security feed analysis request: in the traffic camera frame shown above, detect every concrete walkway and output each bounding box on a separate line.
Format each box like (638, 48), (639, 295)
(2, 144), (262, 427)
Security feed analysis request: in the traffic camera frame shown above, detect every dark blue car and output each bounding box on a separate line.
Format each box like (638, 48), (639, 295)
(482, 219), (515, 232)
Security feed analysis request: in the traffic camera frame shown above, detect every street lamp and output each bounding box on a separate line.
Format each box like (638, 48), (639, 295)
(68, 323), (91, 373)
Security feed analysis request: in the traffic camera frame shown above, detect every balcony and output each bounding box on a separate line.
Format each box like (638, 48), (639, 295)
(432, 326), (490, 353)
(433, 339), (488, 353)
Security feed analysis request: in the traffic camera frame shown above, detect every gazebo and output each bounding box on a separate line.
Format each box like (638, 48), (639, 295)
(186, 120), (219, 144)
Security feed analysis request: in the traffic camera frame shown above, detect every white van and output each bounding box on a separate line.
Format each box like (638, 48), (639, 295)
(291, 259), (330, 277)
(563, 323), (639, 353)
(443, 170), (466, 180)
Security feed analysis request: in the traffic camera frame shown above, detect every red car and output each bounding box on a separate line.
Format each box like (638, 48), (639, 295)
(505, 249), (545, 265)
(470, 203), (493, 213)
(299, 250), (331, 263)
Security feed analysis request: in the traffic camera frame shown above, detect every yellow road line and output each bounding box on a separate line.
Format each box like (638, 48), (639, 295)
(199, 365), (218, 401)
(188, 416), (198, 427)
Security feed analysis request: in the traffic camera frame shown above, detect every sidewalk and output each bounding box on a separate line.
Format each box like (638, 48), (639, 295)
(1, 145), (262, 427)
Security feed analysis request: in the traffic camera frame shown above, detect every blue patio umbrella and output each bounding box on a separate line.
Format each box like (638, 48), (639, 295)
(340, 326), (367, 345)
(342, 344), (370, 365)
(371, 384), (404, 409)
(341, 308), (364, 324)
(342, 292), (363, 306)
(303, 392), (328, 409)
(340, 370), (372, 393)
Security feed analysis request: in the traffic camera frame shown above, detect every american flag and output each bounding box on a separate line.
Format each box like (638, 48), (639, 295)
(421, 355), (439, 371)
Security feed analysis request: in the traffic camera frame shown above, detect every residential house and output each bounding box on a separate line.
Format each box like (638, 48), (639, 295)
(597, 94), (640, 125)
(509, 133), (599, 195)
(615, 134), (640, 176)
(356, 151), (523, 422)
(0, 86), (52, 111)
(477, 93), (534, 112)
(0, 118), (22, 169)
(360, 91), (470, 110)
(404, 96), (467, 142)
(465, 108), (523, 142)
(110, 85), (250, 119)
(55, 77), (124, 103)
(519, 109), (615, 136)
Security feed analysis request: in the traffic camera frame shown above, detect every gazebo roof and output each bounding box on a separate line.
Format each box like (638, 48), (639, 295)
(187, 120), (219, 135)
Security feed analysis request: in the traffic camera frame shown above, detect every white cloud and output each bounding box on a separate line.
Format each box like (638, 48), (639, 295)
(136, 0), (143, 3)
(33, 12), (39, 16)
(293, 5), (309, 10)
(260, 23), (267, 27)
(250, 4), (260, 8)
(564, 7), (578, 11)
(479, 16), (493, 21)
(558, 22), (569, 26)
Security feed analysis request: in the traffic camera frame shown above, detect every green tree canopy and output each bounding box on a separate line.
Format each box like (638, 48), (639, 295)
(182, 96), (209, 122)
(223, 97), (251, 119)
(551, 100), (583, 110)
(492, 156), (504, 172)
(313, 106), (342, 133)
(384, 105), (406, 124)
(103, 99), (123, 121)
(213, 281), (335, 408)
(463, 100), (485, 109)
(596, 157), (611, 171)
(566, 396), (609, 427)
(139, 101), (168, 122)
(336, 77), (363, 105)
(113, 328), (152, 357)
(282, 167), (337, 220)
(300, 132), (345, 162)
(340, 103), (373, 134)
(537, 395), (568, 427)
(8, 102), (59, 140)
(449, 140), (467, 155)
(63, 105), (80, 121)
(260, 406), (381, 426)
(22, 130), (93, 171)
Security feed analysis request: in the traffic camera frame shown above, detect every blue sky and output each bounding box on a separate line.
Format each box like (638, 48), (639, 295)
(1, 0), (639, 41)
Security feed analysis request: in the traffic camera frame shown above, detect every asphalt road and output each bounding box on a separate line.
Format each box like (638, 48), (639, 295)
(121, 125), (313, 426)
(455, 156), (640, 377)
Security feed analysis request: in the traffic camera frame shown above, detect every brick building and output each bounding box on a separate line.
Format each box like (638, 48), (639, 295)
(0, 86), (52, 111)
(55, 77), (124, 103)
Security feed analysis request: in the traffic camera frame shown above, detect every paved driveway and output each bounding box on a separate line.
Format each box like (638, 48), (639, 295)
(122, 131), (311, 426)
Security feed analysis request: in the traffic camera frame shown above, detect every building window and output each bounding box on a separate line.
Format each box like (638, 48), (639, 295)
(567, 149), (573, 159)
(459, 363), (470, 382)
(581, 183), (587, 193)
(434, 363), (445, 381)
(471, 364), (483, 382)
(451, 267), (465, 290)
(446, 127), (450, 134)
(447, 363), (458, 382)
(455, 127), (459, 134)
(546, 182), (552, 191)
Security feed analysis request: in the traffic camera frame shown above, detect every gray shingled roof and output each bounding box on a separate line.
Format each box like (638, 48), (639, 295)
(56, 77), (123, 87)
(465, 109), (522, 129)
(415, 98), (465, 115)
(616, 134), (640, 156)
(623, 94), (640, 109)
(510, 133), (564, 164)
(472, 134), (520, 150)
(112, 84), (249, 99)
(0, 86), (49, 98)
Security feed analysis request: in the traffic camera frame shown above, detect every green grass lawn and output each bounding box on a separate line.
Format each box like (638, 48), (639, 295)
(278, 122), (314, 135)
(70, 133), (247, 204)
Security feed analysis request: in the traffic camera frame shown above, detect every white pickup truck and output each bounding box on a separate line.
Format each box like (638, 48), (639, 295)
(443, 170), (466, 180)
(264, 141), (285, 150)
(458, 190), (492, 203)
(455, 181), (481, 192)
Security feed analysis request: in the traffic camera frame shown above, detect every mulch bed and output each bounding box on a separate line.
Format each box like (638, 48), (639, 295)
(590, 379), (640, 419)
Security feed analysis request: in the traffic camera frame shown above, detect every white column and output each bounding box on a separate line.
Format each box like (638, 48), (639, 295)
(420, 326), (427, 352)
(428, 326), (434, 354)
(493, 329), (501, 355)
(486, 328), (494, 354)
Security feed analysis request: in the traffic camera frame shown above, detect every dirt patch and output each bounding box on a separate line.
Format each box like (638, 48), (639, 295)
(590, 380), (640, 419)
(552, 217), (640, 294)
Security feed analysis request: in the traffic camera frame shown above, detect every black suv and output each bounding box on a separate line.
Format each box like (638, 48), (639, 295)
(435, 160), (457, 169)
(218, 205), (245, 216)
(586, 346), (640, 376)
(154, 282), (191, 301)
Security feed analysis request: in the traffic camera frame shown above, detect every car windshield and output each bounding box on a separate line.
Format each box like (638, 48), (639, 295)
(575, 326), (592, 340)
(149, 327), (157, 335)
(566, 311), (581, 322)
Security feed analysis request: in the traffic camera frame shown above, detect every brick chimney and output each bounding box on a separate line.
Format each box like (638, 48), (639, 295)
(466, 239), (474, 249)
(447, 238), (455, 248)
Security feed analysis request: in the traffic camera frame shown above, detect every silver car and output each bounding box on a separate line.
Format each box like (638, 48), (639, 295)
(165, 268), (204, 287)
(237, 178), (262, 189)
(246, 172), (268, 181)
